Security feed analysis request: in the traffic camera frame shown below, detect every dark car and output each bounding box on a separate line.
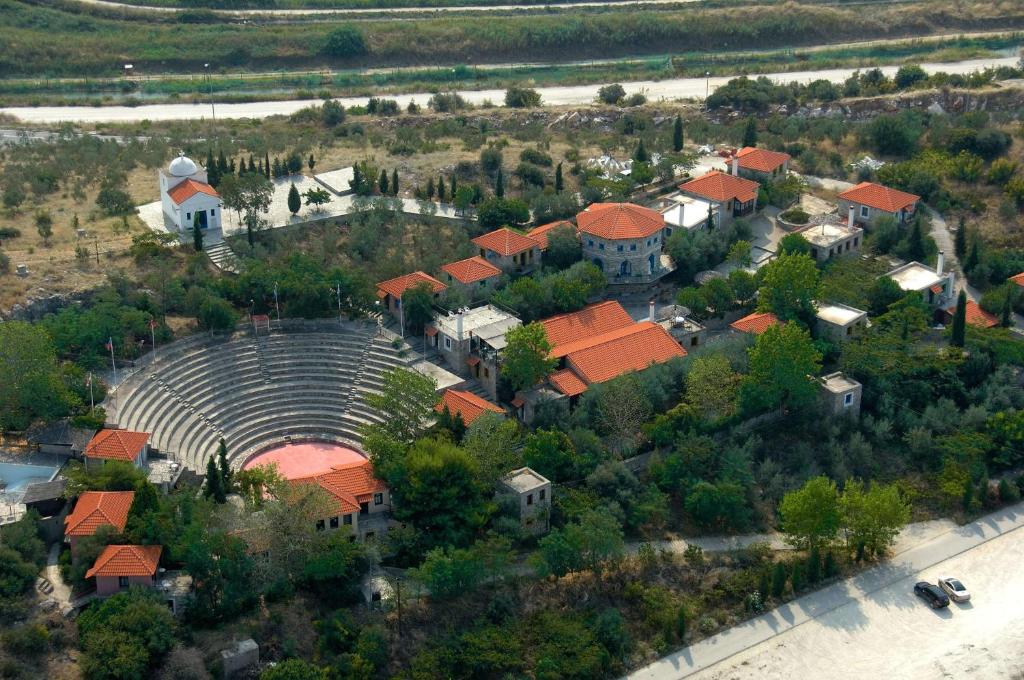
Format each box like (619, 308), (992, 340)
(914, 581), (951, 609)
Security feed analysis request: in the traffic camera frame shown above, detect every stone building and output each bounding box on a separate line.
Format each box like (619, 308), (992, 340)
(837, 181), (920, 225)
(818, 372), (862, 418)
(499, 467), (552, 534)
(576, 202), (672, 285)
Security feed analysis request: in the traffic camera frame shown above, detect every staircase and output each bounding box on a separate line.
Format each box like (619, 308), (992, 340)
(205, 241), (240, 273)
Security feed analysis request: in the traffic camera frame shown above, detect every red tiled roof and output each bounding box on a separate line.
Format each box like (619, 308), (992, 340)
(167, 178), (219, 205)
(1009, 272), (1024, 288)
(564, 322), (686, 384)
(679, 171), (759, 204)
(510, 397), (525, 408)
(576, 203), (665, 240)
(65, 491), (134, 537)
(735, 147), (791, 173)
(929, 284), (944, 295)
(837, 182), (919, 213)
(947, 300), (998, 328)
(291, 458), (385, 517)
(548, 368), (588, 397)
(84, 429), (150, 462)
(436, 389), (503, 426)
(730, 311), (781, 335)
(540, 301), (636, 356)
(85, 545), (161, 579)
(441, 256), (501, 284)
(466, 356), (481, 367)
(472, 228), (540, 256)
(375, 271), (447, 300)
(425, 326), (438, 337)
(526, 220), (577, 250)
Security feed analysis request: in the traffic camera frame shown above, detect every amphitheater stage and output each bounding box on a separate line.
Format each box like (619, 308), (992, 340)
(411, 360), (464, 392)
(242, 441), (365, 480)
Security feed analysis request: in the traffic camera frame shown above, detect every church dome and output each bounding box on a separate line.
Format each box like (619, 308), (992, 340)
(168, 154), (198, 177)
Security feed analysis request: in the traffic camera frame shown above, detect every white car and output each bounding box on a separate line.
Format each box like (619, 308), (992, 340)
(937, 576), (970, 603)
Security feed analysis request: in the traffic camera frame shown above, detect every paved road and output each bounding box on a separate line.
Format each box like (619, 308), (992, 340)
(624, 501), (1024, 680)
(3, 57), (1018, 124)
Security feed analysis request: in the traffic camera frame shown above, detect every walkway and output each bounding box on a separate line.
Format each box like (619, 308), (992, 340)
(42, 543), (73, 613)
(623, 501), (1024, 679)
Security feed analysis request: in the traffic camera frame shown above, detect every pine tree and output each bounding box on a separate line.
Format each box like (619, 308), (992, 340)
(193, 212), (204, 252)
(378, 169), (389, 195)
(673, 114), (684, 152)
(308, 153), (316, 172)
(437, 175), (446, 202)
(204, 456), (223, 502)
(495, 167), (504, 198)
(633, 138), (649, 163)
(426, 177), (435, 199)
(951, 289), (967, 347)
(954, 217), (967, 258)
(770, 562), (787, 598)
(391, 169), (399, 196)
(264, 152), (271, 179)
(555, 162), (564, 193)
(217, 439), (232, 494)
(287, 182), (301, 215)
(743, 116), (758, 147)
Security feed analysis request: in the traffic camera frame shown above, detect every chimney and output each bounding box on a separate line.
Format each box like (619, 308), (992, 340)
(936, 251), (944, 276)
(456, 312), (464, 341)
(731, 155), (739, 176)
(847, 204), (855, 228)
(648, 299), (656, 322)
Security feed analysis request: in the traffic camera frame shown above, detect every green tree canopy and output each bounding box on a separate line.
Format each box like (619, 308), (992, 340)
(363, 368), (438, 446)
(780, 476), (841, 550)
(501, 323), (557, 393)
(401, 281), (436, 336)
(839, 479), (910, 558)
(0, 321), (77, 431)
(741, 322), (822, 413)
(757, 252), (820, 323)
(321, 25), (367, 58)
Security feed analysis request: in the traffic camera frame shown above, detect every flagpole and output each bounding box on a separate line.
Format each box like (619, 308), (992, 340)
(108, 337), (117, 386)
(150, 320), (157, 363)
(88, 372), (94, 411)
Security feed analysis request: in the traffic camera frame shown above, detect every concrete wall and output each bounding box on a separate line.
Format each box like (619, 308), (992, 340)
(95, 575), (155, 597)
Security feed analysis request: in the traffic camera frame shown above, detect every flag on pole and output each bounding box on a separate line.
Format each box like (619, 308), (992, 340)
(85, 373), (92, 387)
(104, 338), (113, 352)
(148, 319), (157, 329)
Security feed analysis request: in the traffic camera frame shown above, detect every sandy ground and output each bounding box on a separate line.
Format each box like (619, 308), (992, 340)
(4, 57), (1018, 124)
(626, 503), (1024, 680)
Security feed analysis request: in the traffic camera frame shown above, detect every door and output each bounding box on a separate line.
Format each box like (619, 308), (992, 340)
(197, 210), (209, 229)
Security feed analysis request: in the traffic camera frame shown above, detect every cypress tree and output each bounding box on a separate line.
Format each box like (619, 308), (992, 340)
(758, 569), (771, 599)
(743, 116), (758, 147)
(823, 551), (838, 578)
(452, 412), (467, 443)
(264, 152), (271, 179)
(962, 479), (974, 512)
(806, 545), (821, 584)
(675, 606), (686, 642)
(308, 153), (316, 172)
(391, 169), (399, 196)
(964, 239), (980, 274)
(438, 175), (446, 202)
(378, 169), (389, 195)
(273, 157), (283, 178)
(790, 562), (806, 593)
(450, 175), (457, 199)
(673, 114), (684, 152)
(426, 177), (435, 199)
(287, 182), (301, 215)
(495, 167), (504, 198)
(1001, 292), (1013, 327)
(193, 212), (203, 252)
(904, 218), (926, 262)
(951, 289), (967, 347)
(205, 149), (219, 188)
(555, 162), (564, 193)
(352, 165), (363, 194)
(217, 439), (232, 494)
(634, 138), (649, 163)
(204, 457), (223, 502)
(954, 218), (967, 258)
(248, 155), (255, 174)
(229, 158), (236, 174)
(217, 150), (228, 174)
(770, 562), (787, 598)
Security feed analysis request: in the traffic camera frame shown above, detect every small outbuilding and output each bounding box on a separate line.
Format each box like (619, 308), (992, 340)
(499, 467), (552, 535)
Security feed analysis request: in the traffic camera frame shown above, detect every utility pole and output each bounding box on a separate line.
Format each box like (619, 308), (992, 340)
(204, 63), (215, 124)
(273, 282), (280, 321)
(335, 283), (342, 323)
(149, 318), (157, 363)
(705, 71), (710, 112)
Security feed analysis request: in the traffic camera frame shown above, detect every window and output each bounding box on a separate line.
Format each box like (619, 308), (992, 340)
(539, 489), (546, 501)
(316, 519), (325, 531)
(444, 337), (452, 350)
(185, 213), (191, 221)
(365, 532), (375, 539)
(647, 239), (652, 247)
(654, 236), (659, 244)
(844, 393), (854, 406)
(617, 245), (624, 252)
(630, 243), (637, 251)
(527, 493), (534, 506)
(374, 493), (384, 506)
(210, 210), (215, 216)
(588, 239), (594, 247)
(118, 576), (129, 588)
(483, 367), (489, 378)
(599, 242), (605, 250)
(343, 514), (353, 525)
(479, 280), (486, 287)
(330, 516), (339, 529)
(860, 205), (869, 218)
(854, 237), (859, 247)
(847, 326), (853, 336)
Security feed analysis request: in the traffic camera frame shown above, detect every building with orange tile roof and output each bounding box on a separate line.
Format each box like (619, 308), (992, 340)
(375, 271), (447, 321)
(159, 153), (222, 234)
(436, 389), (504, 426)
(575, 203), (673, 284)
(540, 301), (635, 356)
(837, 182), (920, 225)
(440, 256), (502, 299)
(1010, 272), (1024, 288)
(65, 491), (135, 557)
(942, 299), (999, 328)
(86, 544), (162, 596)
(734, 146), (791, 180)
(677, 170), (760, 228)
(526, 220), (577, 250)
(84, 429), (150, 469)
(562, 322), (686, 385)
(290, 458), (391, 540)
(730, 311), (781, 335)
(472, 228), (542, 275)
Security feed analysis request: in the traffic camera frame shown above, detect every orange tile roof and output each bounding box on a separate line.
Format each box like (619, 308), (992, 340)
(548, 368), (588, 397)
(564, 322), (686, 384)
(441, 256), (502, 284)
(576, 203), (665, 240)
(85, 545), (161, 579)
(1009, 272), (1024, 288)
(526, 220), (577, 250)
(735, 147), (791, 173)
(375, 271), (447, 300)
(679, 171), (759, 204)
(540, 301), (636, 357)
(730, 311), (781, 335)
(84, 429), (150, 462)
(167, 178), (219, 205)
(947, 300), (998, 328)
(291, 458), (386, 517)
(472, 228), (540, 257)
(65, 491), (135, 537)
(436, 389), (503, 426)
(837, 182), (920, 213)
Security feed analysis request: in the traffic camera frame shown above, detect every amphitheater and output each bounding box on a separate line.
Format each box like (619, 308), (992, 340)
(107, 319), (415, 472)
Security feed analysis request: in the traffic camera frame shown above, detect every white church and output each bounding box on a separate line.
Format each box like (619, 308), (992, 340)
(159, 153), (222, 233)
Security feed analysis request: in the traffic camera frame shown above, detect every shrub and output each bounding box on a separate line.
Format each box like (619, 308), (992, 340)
(0, 249), (9, 275)
(505, 86), (541, 108)
(998, 478), (1020, 504)
(428, 92), (468, 112)
(322, 25), (366, 58)
(779, 208), (809, 224)
(698, 616), (717, 635)
(597, 83), (626, 105)
(1, 623), (49, 657)
(520, 148), (553, 167)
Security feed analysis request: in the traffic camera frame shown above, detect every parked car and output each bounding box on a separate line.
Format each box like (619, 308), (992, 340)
(914, 581), (951, 609)
(937, 576), (970, 603)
